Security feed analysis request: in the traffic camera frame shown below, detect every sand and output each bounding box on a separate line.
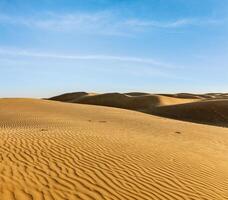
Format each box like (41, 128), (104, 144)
(50, 92), (228, 127)
(0, 98), (228, 199)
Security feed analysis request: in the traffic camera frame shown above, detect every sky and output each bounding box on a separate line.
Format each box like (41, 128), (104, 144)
(0, 0), (228, 98)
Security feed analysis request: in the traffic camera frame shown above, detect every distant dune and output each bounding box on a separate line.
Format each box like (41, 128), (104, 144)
(151, 99), (228, 127)
(0, 98), (228, 199)
(50, 92), (196, 110)
(50, 92), (228, 127)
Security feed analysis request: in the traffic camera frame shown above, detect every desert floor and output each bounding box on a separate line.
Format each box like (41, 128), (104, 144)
(0, 98), (228, 199)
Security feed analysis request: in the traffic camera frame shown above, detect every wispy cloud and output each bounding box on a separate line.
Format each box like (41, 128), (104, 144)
(0, 12), (105, 29)
(0, 12), (224, 35)
(0, 12), (131, 36)
(0, 47), (189, 81)
(0, 47), (177, 69)
(124, 18), (224, 29)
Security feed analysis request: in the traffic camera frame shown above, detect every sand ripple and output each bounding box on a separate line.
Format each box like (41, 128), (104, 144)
(0, 99), (228, 199)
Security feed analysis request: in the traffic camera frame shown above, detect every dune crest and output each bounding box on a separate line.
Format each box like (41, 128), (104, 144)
(50, 92), (228, 127)
(0, 98), (228, 199)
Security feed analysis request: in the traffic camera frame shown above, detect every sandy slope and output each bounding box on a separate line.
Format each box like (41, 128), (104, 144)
(50, 92), (228, 127)
(151, 99), (228, 127)
(49, 92), (197, 108)
(0, 98), (228, 199)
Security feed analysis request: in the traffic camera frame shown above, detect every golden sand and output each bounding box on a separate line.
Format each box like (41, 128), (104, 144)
(0, 98), (228, 199)
(50, 92), (228, 127)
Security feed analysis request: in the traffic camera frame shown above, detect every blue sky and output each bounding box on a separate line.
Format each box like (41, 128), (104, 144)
(0, 0), (228, 97)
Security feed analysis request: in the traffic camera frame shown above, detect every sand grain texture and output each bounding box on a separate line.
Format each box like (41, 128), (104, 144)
(0, 98), (228, 199)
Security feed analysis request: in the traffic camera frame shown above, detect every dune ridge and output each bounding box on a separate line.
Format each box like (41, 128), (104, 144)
(50, 92), (228, 127)
(0, 98), (228, 199)
(50, 92), (197, 110)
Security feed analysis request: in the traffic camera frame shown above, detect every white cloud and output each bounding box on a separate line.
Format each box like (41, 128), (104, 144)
(0, 12), (223, 35)
(0, 12), (132, 36)
(124, 18), (223, 28)
(0, 47), (177, 69)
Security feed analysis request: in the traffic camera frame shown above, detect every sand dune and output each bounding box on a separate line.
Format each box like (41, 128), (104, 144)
(50, 92), (196, 110)
(159, 93), (228, 99)
(0, 98), (228, 199)
(151, 99), (228, 127)
(49, 92), (90, 103)
(50, 92), (228, 127)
